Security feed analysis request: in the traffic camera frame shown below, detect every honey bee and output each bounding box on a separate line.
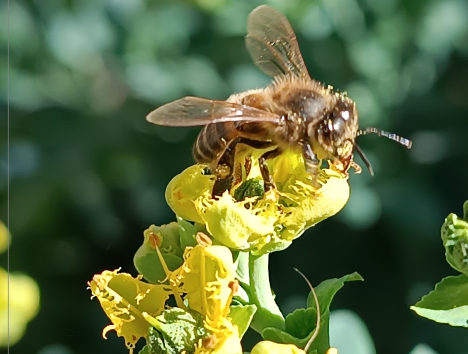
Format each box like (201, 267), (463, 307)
(147, 5), (412, 197)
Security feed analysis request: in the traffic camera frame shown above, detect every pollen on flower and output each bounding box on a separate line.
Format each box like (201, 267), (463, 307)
(228, 280), (239, 296)
(202, 334), (218, 349)
(148, 232), (163, 248)
(196, 232), (213, 247)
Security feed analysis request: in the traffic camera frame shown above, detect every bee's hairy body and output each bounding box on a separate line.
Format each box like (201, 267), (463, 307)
(193, 75), (358, 174)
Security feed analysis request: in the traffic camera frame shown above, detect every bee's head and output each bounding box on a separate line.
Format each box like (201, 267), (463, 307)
(308, 97), (359, 171)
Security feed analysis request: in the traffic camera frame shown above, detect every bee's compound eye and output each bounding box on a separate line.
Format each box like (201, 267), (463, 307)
(332, 117), (346, 134)
(340, 110), (350, 121)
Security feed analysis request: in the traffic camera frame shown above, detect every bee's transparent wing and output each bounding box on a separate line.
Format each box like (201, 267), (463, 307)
(245, 5), (310, 79)
(147, 96), (282, 126)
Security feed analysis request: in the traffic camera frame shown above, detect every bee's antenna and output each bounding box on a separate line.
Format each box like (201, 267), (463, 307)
(357, 127), (412, 149)
(354, 144), (374, 176)
(294, 268), (320, 353)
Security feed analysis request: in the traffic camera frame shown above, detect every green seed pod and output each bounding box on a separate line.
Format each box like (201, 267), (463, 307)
(441, 201), (468, 276)
(234, 178), (265, 201)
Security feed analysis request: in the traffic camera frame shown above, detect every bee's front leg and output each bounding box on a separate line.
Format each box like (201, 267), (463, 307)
(302, 142), (321, 188)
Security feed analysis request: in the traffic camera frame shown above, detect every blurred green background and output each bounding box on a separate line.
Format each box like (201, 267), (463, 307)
(2, 0), (468, 353)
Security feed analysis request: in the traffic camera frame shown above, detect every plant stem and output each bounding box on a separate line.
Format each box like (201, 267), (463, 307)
(236, 251), (250, 286)
(248, 253), (285, 333)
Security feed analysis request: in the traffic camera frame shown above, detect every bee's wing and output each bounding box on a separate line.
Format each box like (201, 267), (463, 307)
(147, 96), (282, 126)
(245, 5), (310, 79)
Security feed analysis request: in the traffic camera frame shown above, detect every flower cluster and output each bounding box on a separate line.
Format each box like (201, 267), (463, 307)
(166, 150), (349, 255)
(89, 148), (353, 354)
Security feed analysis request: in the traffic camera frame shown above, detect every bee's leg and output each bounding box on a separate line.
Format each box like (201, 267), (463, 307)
(259, 148), (282, 191)
(237, 138), (279, 191)
(212, 138), (240, 198)
(233, 161), (243, 185)
(302, 142), (321, 188)
(244, 156), (252, 178)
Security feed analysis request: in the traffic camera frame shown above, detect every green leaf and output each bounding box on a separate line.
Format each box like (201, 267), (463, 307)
(262, 310), (328, 354)
(285, 307), (318, 339)
(146, 223), (183, 256)
(262, 272), (363, 354)
(134, 244), (183, 283)
(145, 308), (211, 354)
(177, 217), (198, 250)
(138, 345), (150, 354)
(228, 304), (257, 338)
(411, 274), (468, 327)
(306, 272), (364, 310)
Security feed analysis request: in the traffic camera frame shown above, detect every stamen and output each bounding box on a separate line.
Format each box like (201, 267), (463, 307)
(196, 232), (213, 247)
(150, 233), (187, 310)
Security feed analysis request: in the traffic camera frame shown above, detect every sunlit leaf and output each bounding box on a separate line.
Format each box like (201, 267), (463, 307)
(411, 274), (468, 327)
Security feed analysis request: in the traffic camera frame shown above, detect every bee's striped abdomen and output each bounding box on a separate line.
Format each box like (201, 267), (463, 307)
(192, 122), (238, 164)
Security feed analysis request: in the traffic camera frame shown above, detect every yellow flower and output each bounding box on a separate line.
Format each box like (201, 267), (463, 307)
(88, 269), (171, 353)
(166, 150), (349, 254)
(171, 234), (242, 354)
(0, 268), (40, 347)
(194, 320), (242, 354)
(251, 341), (305, 354)
(251, 341), (338, 354)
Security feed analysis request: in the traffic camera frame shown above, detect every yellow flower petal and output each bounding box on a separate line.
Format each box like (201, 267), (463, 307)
(251, 341), (338, 354)
(196, 192), (277, 250)
(278, 168), (350, 241)
(165, 164), (215, 223)
(251, 341), (305, 354)
(166, 238), (242, 354)
(171, 243), (237, 331)
(88, 269), (170, 353)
